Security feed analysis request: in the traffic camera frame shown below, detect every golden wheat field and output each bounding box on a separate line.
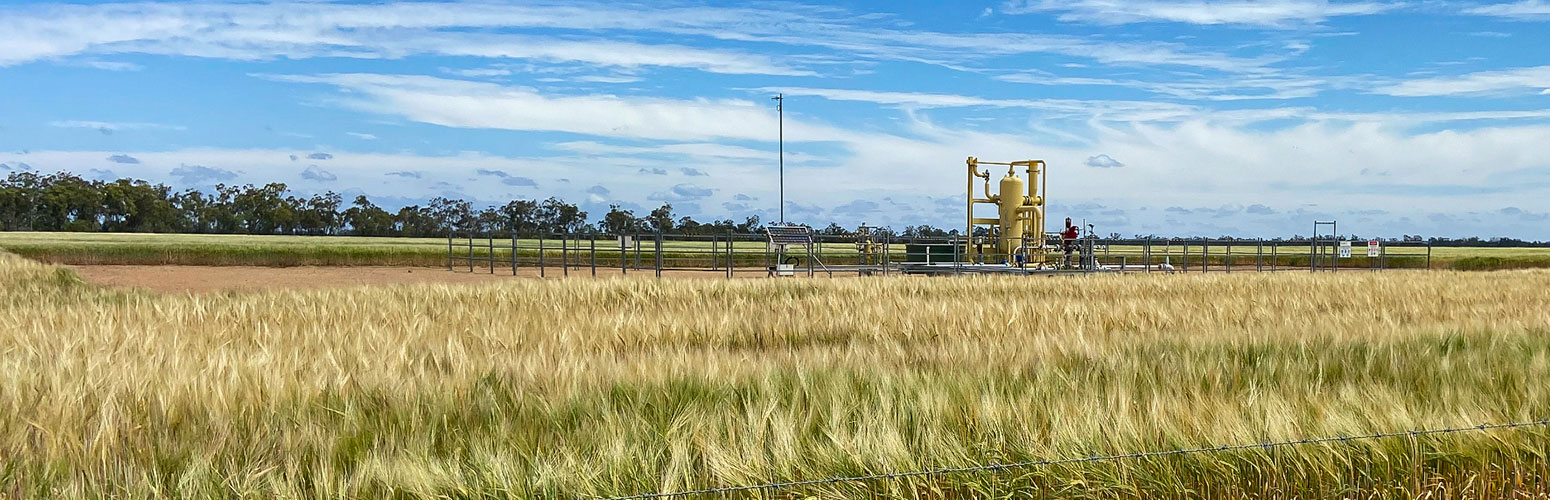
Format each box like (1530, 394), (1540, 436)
(2, 251), (1549, 499)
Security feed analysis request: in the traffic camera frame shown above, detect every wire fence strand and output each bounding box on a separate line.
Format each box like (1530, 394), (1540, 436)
(585, 418), (1550, 500)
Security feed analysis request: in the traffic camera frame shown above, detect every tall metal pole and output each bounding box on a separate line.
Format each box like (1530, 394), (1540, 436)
(773, 93), (784, 225)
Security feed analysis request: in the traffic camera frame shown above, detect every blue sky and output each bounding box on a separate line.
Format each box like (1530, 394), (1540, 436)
(2, 0), (1548, 238)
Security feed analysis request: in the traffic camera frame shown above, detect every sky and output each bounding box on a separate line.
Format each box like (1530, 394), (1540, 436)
(1, 0), (1548, 239)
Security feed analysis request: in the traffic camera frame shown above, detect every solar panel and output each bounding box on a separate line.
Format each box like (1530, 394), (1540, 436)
(765, 225), (812, 246)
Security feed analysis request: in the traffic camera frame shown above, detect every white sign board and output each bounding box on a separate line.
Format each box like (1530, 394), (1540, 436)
(1339, 240), (1352, 258)
(1368, 240), (1380, 257)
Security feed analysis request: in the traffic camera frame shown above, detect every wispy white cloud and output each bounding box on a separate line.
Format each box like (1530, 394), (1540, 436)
(1378, 65), (1550, 96)
(49, 120), (184, 132)
(571, 75), (644, 84)
(553, 141), (795, 162)
(1002, 0), (1396, 27)
(0, 3), (816, 76)
(441, 67), (512, 78)
(760, 86), (1199, 121)
(648, 183), (714, 202)
(0, 1), (1278, 75)
(832, 30), (1274, 73)
(63, 60), (143, 71)
(408, 36), (815, 76)
(1462, 0), (1550, 19)
(346, 132), (377, 140)
(264, 73), (858, 142)
(994, 71), (1334, 101)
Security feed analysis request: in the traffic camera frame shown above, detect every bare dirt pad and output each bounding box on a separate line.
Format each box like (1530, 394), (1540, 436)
(67, 265), (764, 293)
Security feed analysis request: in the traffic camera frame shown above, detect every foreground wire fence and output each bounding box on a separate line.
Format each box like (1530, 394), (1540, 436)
(584, 419), (1550, 500)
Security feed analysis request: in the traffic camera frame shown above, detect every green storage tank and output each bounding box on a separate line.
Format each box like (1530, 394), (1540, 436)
(905, 243), (960, 264)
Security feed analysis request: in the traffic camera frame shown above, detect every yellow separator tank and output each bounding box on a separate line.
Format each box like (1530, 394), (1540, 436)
(998, 172), (1024, 258)
(965, 156), (1045, 264)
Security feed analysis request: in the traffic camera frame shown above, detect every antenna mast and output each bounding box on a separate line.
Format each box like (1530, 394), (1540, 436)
(772, 93), (784, 225)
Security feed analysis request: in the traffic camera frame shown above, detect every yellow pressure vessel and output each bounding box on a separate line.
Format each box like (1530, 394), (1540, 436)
(998, 171), (1024, 260)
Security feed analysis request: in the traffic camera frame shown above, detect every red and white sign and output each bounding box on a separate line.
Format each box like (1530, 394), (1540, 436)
(1367, 240), (1380, 257)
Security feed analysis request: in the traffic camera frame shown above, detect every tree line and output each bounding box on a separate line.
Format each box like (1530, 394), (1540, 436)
(1, 170), (970, 238)
(0, 171), (711, 237)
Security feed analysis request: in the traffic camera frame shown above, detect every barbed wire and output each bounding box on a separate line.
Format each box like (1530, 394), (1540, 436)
(585, 418), (1550, 500)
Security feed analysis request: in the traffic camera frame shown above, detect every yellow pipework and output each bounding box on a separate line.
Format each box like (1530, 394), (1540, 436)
(964, 156), (1047, 264)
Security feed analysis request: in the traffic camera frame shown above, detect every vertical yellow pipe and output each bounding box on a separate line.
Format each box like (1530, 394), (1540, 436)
(965, 157), (975, 261)
(1025, 161), (1037, 251)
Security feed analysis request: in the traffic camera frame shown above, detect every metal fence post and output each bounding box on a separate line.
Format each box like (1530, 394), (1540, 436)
(538, 235), (546, 278)
(561, 232), (569, 278)
(954, 235), (962, 275)
(654, 232), (663, 278)
(1201, 240), (1208, 273)
(1182, 240), (1190, 273)
(488, 233), (494, 274)
(447, 233), (453, 270)
(590, 234), (596, 277)
(711, 234), (719, 271)
(1144, 238), (1152, 273)
(1257, 238), (1263, 272)
(807, 240), (815, 277)
(1226, 241), (1232, 274)
(619, 235), (627, 276)
(467, 232), (474, 272)
(886, 235), (899, 278)
(1271, 243), (1277, 272)
(511, 233), (518, 276)
(814, 239), (822, 277)
(1310, 238), (1317, 273)
(727, 230), (734, 279)
(1426, 242), (1432, 270)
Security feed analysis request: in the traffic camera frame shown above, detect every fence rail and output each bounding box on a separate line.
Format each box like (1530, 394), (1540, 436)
(586, 418), (1550, 500)
(445, 232), (1439, 277)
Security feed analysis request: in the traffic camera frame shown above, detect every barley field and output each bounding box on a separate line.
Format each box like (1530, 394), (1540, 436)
(2, 252), (1548, 498)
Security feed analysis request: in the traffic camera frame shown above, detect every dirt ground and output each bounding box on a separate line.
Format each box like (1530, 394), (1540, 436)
(67, 265), (785, 293)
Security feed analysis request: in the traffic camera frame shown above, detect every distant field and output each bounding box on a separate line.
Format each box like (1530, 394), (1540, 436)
(2, 231), (1548, 270)
(0, 232), (867, 269)
(3, 252), (1547, 498)
(1096, 242), (1550, 270)
(0, 231), (784, 267)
